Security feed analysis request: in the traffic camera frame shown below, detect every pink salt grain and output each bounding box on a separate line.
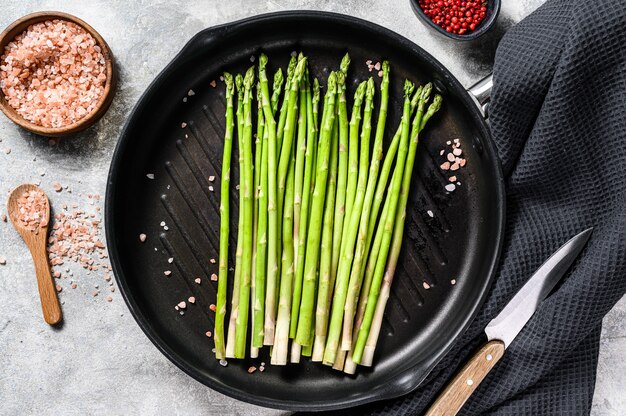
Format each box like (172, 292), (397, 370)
(139, 233), (147, 242)
(16, 190), (47, 234)
(209, 304), (216, 312)
(0, 20), (107, 128)
(210, 273), (218, 281)
(188, 296), (196, 304)
(194, 277), (201, 284)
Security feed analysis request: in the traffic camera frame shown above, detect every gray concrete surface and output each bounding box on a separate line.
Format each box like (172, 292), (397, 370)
(0, 1), (623, 415)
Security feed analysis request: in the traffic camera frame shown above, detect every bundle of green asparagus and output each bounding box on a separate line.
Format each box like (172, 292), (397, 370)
(214, 53), (442, 373)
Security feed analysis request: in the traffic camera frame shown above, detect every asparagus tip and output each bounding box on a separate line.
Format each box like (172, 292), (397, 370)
(340, 53), (351, 75)
(273, 68), (284, 86)
(287, 55), (297, 78)
(421, 82), (433, 102)
(258, 53), (268, 69)
(366, 77), (376, 96)
(403, 80), (415, 97)
(313, 78), (320, 102)
(235, 73), (244, 91)
(382, 60), (390, 78)
(244, 66), (256, 88)
(326, 71), (338, 93)
(335, 70), (346, 88)
(223, 72), (234, 89)
(429, 94), (443, 114)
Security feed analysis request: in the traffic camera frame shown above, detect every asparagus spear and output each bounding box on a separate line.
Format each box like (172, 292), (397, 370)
(360, 93), (441, 366)
(258, 55), (280, 345)
(293, 71), (308, 281)
(312, 115), (339, 361)
(272, 145), (296, 365)
(332, 56), (350, 283)
(341, 81), (367, 257)
(250, 83), (265, 358)
(225, 74), (245, 358)
(290, 78), (319, 362)
(214, 72), (235, 360)
(322, 77), (375, 365)
(234, 67), (256, 358)
(295, 72), (338, 346)
(352, 85), (433, 365)
(253, 69), (284, 348)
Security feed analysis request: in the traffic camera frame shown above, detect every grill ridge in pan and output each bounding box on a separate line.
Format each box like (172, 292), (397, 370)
(105, 11), (505, 411)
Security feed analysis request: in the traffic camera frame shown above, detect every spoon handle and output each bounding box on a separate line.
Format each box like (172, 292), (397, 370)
(31, 248), (62, 325)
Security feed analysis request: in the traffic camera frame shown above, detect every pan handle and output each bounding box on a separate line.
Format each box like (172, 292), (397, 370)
(467, 73), (493, 117)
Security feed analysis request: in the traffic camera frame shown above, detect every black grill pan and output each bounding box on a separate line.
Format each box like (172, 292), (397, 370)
(105, 11), (505, 411)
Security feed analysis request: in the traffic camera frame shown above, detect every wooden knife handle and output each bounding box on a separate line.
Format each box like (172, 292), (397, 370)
(425, 340), (505, 416)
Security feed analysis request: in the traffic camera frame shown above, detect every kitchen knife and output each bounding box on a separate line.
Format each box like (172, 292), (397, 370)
(425, 228), (593, 416)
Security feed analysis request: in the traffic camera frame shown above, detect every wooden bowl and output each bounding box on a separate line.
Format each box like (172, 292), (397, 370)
(0, 11), (116, 137)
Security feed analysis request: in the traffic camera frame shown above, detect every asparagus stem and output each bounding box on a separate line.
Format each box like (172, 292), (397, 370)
(322, 78), (375, 365)
(341, 81), (367, 257)
(250, 82), (264, 357)
(352, 84), (432, 365)
(225, 74), (246, 358)
(332, 59), (350, 284)
(293, 71), (308, 286)
(252, 70), (283, 348)
(277, 56), (297, 157)
(361, 93), (442, 366)
(290, 75), (317, 339)
(272, 145), (296, 365)
(234, 67), (256, 358)
(310, 79), (320, 192)
(312, 114), (339, 361)
(295, 72), (338, 346)
(214, 73), (235, 360)
(302, 326), (314, 357)
(258, 55), (279, 345)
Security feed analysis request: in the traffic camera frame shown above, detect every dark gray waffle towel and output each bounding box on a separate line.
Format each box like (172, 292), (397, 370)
(310, 0), (626, 414)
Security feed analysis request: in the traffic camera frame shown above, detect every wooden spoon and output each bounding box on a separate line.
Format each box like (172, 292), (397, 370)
(7, 184), (62, 325)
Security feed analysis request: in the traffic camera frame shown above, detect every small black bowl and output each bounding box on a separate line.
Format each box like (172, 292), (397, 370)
(410, 0), (501, 41)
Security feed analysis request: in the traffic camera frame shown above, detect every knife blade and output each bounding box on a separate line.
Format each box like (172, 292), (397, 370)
(425, 228), (593, 416)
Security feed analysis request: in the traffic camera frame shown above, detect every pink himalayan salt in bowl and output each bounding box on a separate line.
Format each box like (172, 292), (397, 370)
(0, 12), (115, 137)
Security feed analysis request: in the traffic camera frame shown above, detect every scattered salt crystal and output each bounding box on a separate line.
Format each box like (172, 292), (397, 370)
(1, 214), (6, 222)
(56, 284), (63, 292)
(163, 226), (169, 231)
(249, 55), (255, 62)
(52, 182), (63, 192)
(188, 296), (195, 304)
(178, 301), (186, 309)
(210, 273), (218, 281)
(210, 80), (217, 88)
(440, 162), (450, 170)
(449, 176), (457, 182)
(447, 153), (455, 162)
(181, 122), (187, 128)
(422, 281), (431, 290)
(208, 175), (215, 182)
(451, 279), (456, 285)
(248, 366), (257, 374)
(164, 270), (172, 277)
(188, 89), (195, 96)
(439, 150), (445, 156)
(92, 290), (99, 297)
(366, 60), (372, 65)
(259, 366), (265, 372)
(209, 185), (214, 192)
(160, 221), (166, 227)
(183, 97), (188, 103)
(377, 70), (383, 78)
(427, 210), (434, 218)
(168, 257), (173, 264)
(219, 359), (228, 367)
(194, 277), (201, 284)
(450, 163), (459, 171)
(106, 296), (112, 302)
(446, 141), (452, 145)
(139, 233), (147, 242)
(146, 173), (155, 179)
(175, 305), (179, 311)
(459, 159), (466, 167)
(454, 138), (460, 144)
(219, 76), (224, 81)
(210, 258), (216, 264)
(71, 282), (77, 289)
(453, 148), (462, 156)
(209, 304), (216, 312)
(206, 331), (212, 337)
(374, 62), (381, 70)
(445, 183), (456, 192)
